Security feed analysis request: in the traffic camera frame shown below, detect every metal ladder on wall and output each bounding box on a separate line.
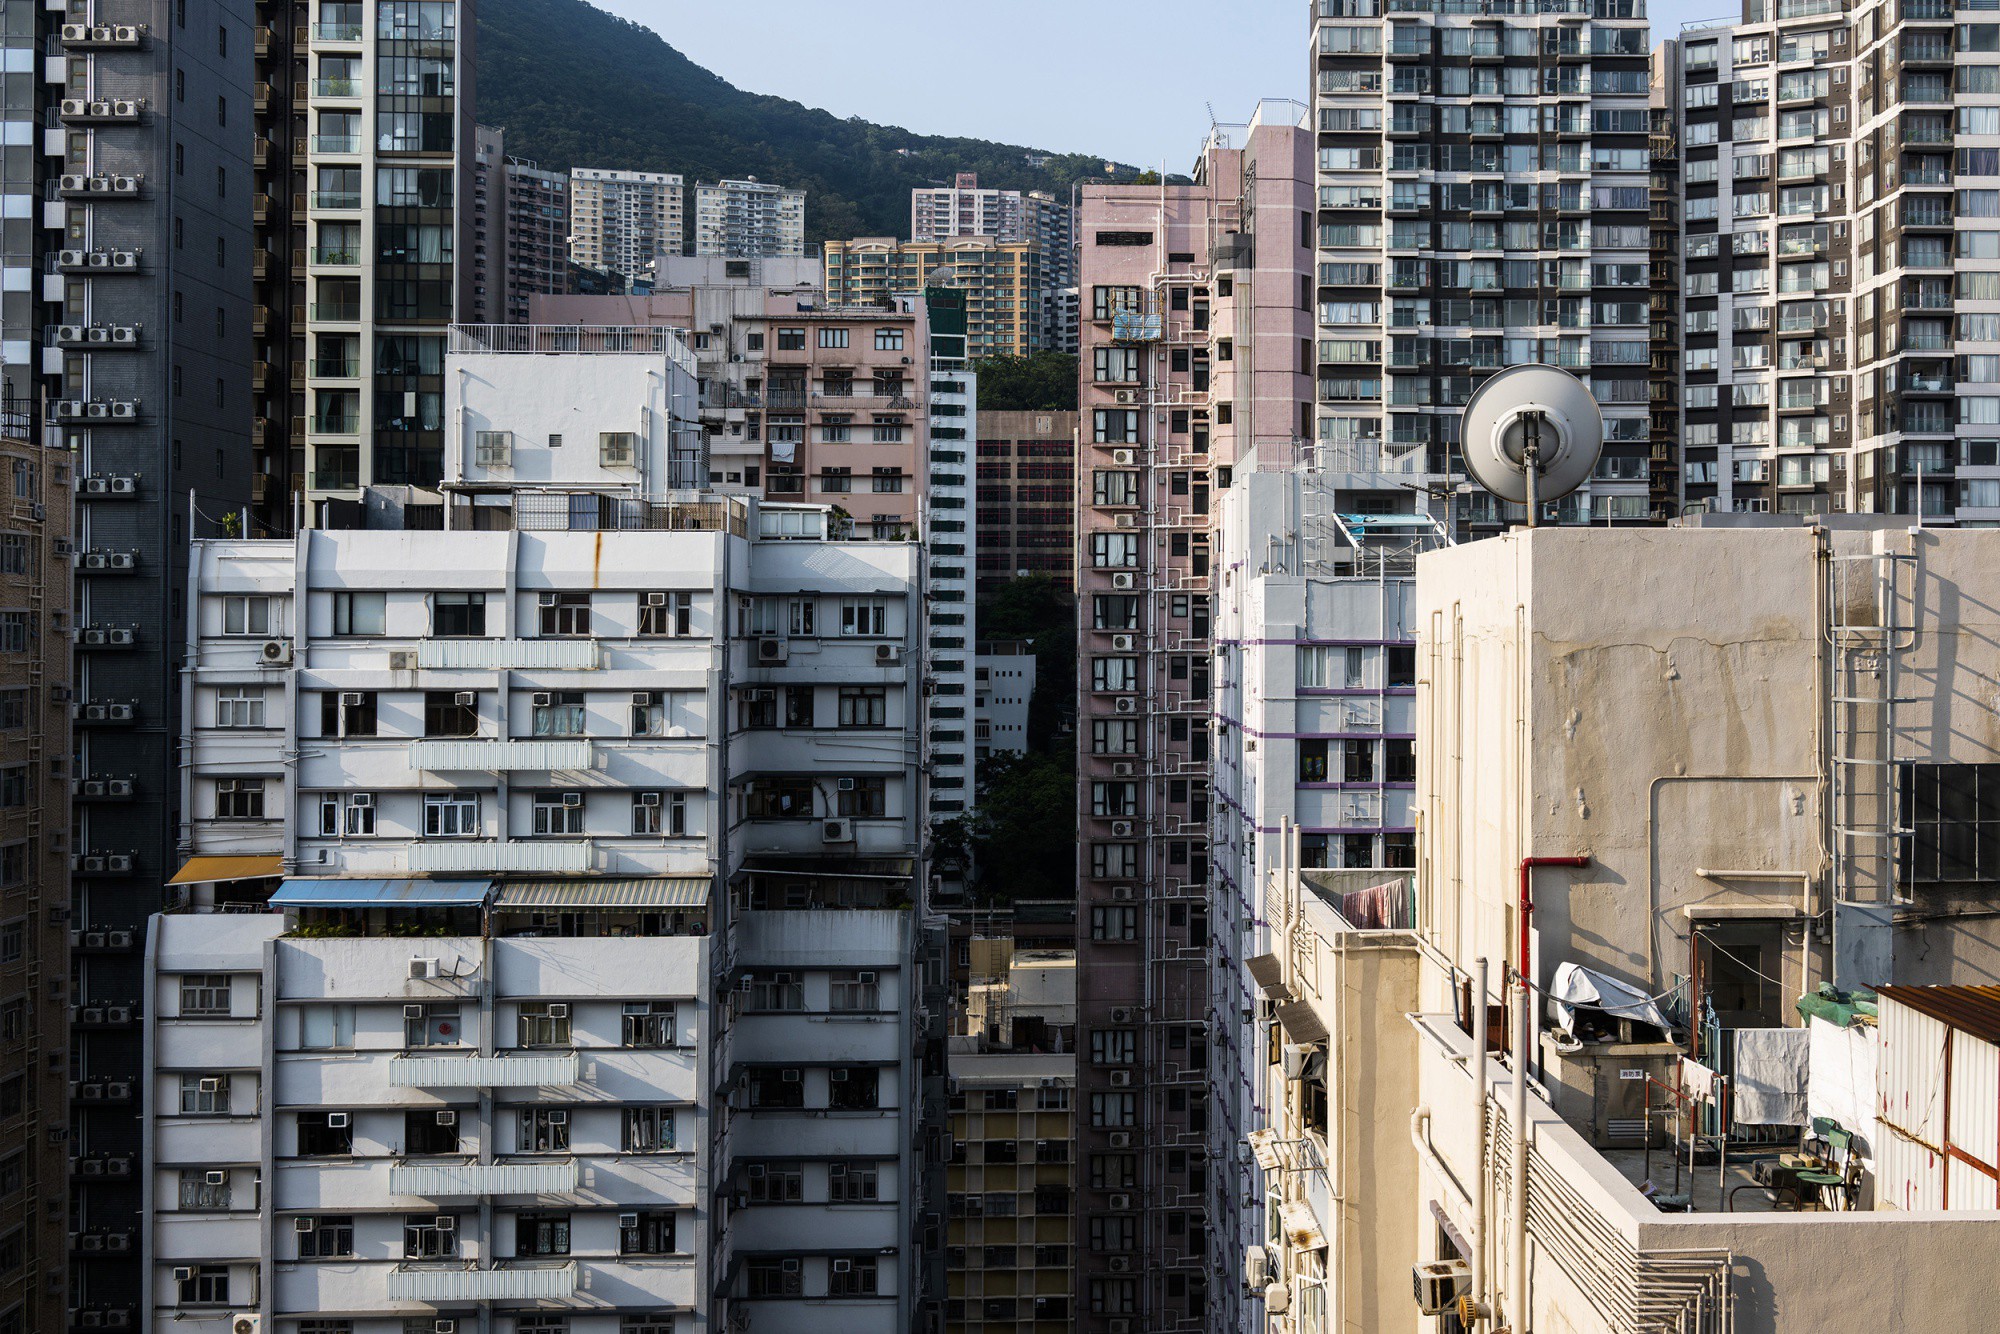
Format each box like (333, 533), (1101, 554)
(1828, 545), (1919, 907)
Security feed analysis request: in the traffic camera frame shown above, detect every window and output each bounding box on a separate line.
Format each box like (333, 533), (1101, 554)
(747, 1162), (803, 1202)
(296, 1110), (352, 1154)
(1090, 1092), (1138, 1127)
(638, 592), (692, 636)
(1091, 1029), (1137, 1065)
(830, 970), (879, 1011)
(873, 327), (904, 351)
(215, 778), (266, 820)
(747, 1067), (806, 1108)
(178, 1168), (231, 1211)
(777, 328), (806, 351)
(745, 776), (812, 818)
(599, 432), (637, 467)
(179, 1074), (231, 1115)
(621, 1001), (677, 1048)
(433, 591), (486, 636)
(828, 1256), (878, 1297)
(532, 791), (585, 836)
(532, 690), (586, 737)
(632, 791), (686, 836)
(619, 1211), (677, 1256)
(518, 1003), (572, 1049)
(837, 687), (886, 728)
(1903, 763), (2000, 884)
(747, 1258), (803, 1297)
(516, 1104), (572, 1160)
(403, 1215), (458, 1258)
(424, 690), (479, 737)
(222, 595), (271, 636)
(180, 974), (233, 1017)
(320, 690), (376, 737)
(837, 777), (887, 818)
(1090, 905), (1138, 941)
(817, 327), (849, 348)
(0, 691), (21, 731)
(218, 686), (265, 728)
(828, 1160), (879, 1203)
(539, 592), (592, 636)
(331, 591), (386, 636)
(177, 1265), (230, 1305)
(516, 1212), (570, 1256)
(746, 972), (804, 1011)
(298, 1004), (355, 1049)
(624, 1105), (674, 1152)
(297, 1216), (354, 1259)
(871, 467), (905, 493)
(424, 792), (479, 836)
(840, 599), (887, 636)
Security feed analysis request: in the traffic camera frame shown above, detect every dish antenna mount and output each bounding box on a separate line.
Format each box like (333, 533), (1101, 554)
(1459, 364), (1604, 528)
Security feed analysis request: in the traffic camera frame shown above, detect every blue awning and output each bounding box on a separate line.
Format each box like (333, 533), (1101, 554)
(270, 878), (493, 908)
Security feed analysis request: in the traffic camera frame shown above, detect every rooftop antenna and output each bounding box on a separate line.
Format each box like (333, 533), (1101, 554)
(1459, 364), (1603, 529)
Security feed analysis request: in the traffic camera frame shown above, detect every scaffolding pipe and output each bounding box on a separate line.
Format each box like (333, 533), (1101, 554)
(1472, 957), (1491, 1325)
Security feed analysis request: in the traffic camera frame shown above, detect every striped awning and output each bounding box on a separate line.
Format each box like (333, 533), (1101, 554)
(170, 854), (283, 885)
(493, 878), (711, 910)
(270, 878), (492, 908)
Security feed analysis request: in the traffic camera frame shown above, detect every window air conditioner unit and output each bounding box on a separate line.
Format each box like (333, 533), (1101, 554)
(561, 791), (582, 807)
(829, 1069), (849, 1083)
(1415, 1260), (1472, 1316)
(434, 1109), (457, 1125)
(631, 691), (655, 706)
(531, 692), (553, 707)
(112, 25), (139, 41)
(339, 691), (364, 706)
(618, 1213), (639, 1228)
(403, 1004), (425, 1019)
(292, 1216), (314, 1233)
(85, 403), (110, 420)
(86, 251), (111, 268)
(1111, 573), (1136, 590)
(643, 592), (667, 606)
(432, 1323), (453, 1334)
(326, 1113), (349, 1128)
(434, 1214), (456, 1229)
(1245, 1245), (1271, 1288)
(547, 1004), (569, 1018)
(198, 1078), (221, 1093)
(875, 643), (902, 664)
(204, 1169), (228, 1187)
(637, 791), (662, 807)
(781, 1069), (801, 1083)
(452, 691), (475, 706)
(172, 1268), (193, 1283)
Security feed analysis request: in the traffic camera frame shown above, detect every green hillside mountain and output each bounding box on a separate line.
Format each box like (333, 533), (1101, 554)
(473, 0), (1144, 245)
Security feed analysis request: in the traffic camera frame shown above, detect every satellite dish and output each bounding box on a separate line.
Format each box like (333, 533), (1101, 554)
(1459, 364), (1603, 525)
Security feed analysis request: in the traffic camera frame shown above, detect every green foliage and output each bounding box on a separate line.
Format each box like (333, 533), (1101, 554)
(979, 576), (1076, 754)
(957, 749), (1078, 902)
(475, 0), (1143, 246)
(973, 352), (1079, 412)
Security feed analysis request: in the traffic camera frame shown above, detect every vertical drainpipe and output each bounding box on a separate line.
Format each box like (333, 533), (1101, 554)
(1471, 956), (1489, 1326)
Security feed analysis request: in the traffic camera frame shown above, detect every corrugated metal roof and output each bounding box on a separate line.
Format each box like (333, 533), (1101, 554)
(1876, 985), (2000, 1047)
(270, 878), (492, 908)
(493, 878), (711, 910)
(1246, 953), (1292, 1000)
(1276, 998), (1329, 1045)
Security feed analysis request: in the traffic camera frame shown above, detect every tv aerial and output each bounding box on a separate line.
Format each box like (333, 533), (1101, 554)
(1459, 364), (1603, 528)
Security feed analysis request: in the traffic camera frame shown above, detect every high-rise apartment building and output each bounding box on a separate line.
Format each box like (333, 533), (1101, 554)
(469, 125), (567, 325)
(910, 173), (1076, 286)
(298, 0), (472, 507)
(569, 168), (683, 283)
(1311, 0), (1656, 528)
(54, 2), (262, 1317)
(153, 327), (950, 1332)
(974, 409), (1076, 593)
(692, 178), (805, 259)
(823, 238), (1046, 358)
(1072, 102), (1315, 1333)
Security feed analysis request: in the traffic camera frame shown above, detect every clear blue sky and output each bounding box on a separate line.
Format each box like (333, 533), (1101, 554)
(605, 1), (1741, 166)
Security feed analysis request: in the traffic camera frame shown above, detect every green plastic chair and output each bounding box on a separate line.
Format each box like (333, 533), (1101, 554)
(1795, 1125), (1852, 1209)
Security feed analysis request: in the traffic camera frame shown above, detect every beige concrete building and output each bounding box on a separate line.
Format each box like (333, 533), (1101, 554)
(947, 943), (1078, 1333)
(693, 178), (806, 259)
(569, 168), (684, 282)
(823, 237), (1045, 359)
(975, 410), (1075, 592)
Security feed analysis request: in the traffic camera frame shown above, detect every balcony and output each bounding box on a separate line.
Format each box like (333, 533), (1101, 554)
(309, 358), (359, 377)
(308, 302), (360, 320)
(308, 415), (360, 435)
(387, 1159), (578, 1195)
(387, 1263), (577, 1303)
(311, 21), (363, 39)
(387, 1052), (580, 1088)
(415, 638), (599, 670)
(309, 191), (361, 210)
(311, 77), (361, 97)
(407, 840), (592, 874)
(310, 247), (359, 266)
(407, 739), (593, 772)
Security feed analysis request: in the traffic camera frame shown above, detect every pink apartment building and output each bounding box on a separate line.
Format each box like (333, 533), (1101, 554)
(1071, 102), (1315, 1333)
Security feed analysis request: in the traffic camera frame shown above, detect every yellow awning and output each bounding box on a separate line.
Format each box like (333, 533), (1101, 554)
(169, 854), (283, 885)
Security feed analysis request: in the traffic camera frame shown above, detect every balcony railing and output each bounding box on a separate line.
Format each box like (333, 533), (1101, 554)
(308, 416), (360, 435)
(310, 191), (361, 209)
(311, 77), (360, 97)
(407, 739), (593, 772)
(310, 135), (361, 153)
(387, 1052), (580, 1089)
(309, 358), (359, 377)
(387, 1263), (577, 1303)
(312, 21), (363, 39)
(407, 840), (593, 874)
(416, 639), (599, 670)
(308, 303), (360, 320)
(388, 1159), (579, 1196)
(310, 247), (359, 266)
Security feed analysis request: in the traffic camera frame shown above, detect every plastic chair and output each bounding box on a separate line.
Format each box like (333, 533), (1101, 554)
(1795, 1125), (1852, 1209)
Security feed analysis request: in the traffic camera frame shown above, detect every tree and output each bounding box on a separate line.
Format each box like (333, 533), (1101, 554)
(958, 749), (1078, 902)
(972, 352), (1078, 412)
(978, 576), (1075, 754)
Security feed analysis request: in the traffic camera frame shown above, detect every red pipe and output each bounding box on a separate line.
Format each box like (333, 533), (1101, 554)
(1518, 855), (1591, 988)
